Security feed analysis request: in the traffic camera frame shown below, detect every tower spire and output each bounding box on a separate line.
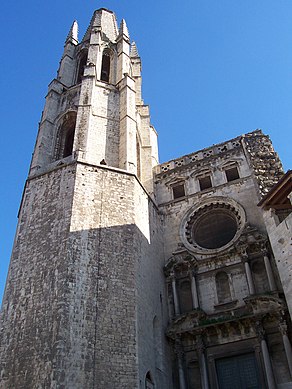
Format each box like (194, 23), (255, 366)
(119, 19), (130, 40)
(130, 42), (139, 58)
(65, 20), (78, 45)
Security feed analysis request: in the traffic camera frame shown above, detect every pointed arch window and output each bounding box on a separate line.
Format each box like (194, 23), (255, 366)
(101, 50), (111, 82)
(216, 271), (231, 304)
(76, 50), (88, 84)
(63, 128), (75, 158)
(56, 112), (77, 160)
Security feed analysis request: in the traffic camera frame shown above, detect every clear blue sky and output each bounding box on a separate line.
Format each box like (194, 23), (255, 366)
(1, 1), (291, 303)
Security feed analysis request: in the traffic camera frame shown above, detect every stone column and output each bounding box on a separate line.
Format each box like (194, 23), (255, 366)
(171, 272), (180, 316)
(263, 255), (277, 291)
(197, 335), (210, 389)
(244, 260), (255, 295)
(279, 321), (292, 378)
(175, 341), (187, 389)
(191, 271), (199, 309)
(256, 322), (276, 389)
(178, 354), (187, 389)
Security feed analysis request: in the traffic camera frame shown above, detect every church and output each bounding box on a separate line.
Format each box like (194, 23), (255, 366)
(1, 8), (291, 389)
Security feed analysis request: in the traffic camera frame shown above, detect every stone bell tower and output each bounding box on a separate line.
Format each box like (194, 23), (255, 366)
(30, 8), (158, 190)
(0, 9), (169, 389)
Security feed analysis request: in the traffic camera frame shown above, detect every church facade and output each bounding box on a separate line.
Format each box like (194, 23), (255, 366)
(1, 8), (291, 389)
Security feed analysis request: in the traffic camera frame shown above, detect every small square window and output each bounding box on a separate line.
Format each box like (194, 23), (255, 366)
(225, 167), (239, 182)
(173, 184), (185, 199)
(199, 176), (212, 191)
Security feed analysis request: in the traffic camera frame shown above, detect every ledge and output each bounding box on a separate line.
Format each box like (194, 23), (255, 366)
(214, 299), (238, 310)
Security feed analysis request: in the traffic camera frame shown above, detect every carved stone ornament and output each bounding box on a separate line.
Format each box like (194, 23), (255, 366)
(255, 321), (265, 341)
(244, 294), (285, 316)
(279, 320), (288, 336)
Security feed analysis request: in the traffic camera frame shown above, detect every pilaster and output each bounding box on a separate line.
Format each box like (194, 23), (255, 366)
(118, 75), (137, 173)
(117, 19), (131, 84)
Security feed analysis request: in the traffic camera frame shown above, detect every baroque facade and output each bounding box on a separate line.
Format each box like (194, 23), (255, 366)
(1, 8), (292, 389)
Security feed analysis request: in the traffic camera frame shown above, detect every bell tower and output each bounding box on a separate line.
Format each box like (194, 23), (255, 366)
(0, 9), (169, 389)
(30, 8), (158, 191)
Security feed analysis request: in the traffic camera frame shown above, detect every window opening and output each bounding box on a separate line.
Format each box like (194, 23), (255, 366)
(63, 128), (75, 158)
(101, 52), (111, 82)
(56, 112), (77, 160)
(185, 201), (244, 253)
(76, 51), (88, 84)
(216, 353), (259, 389)
(225, 166), (239, 182)
(173, 184), (185, 199)
(193, 210), (237, 249)
(199, 176), (212, 191)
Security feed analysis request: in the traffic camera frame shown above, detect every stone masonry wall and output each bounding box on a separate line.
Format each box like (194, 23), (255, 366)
(262, 211), (292, 318)
(0, 162), (170, 389)
(0, 165), (76, 389)
(67, 164), (169, 388)
(242, 131), (284, 198)
(133, 180), (172, 388)
(66, 163), (140, 388)
(86, 84), (120, 167)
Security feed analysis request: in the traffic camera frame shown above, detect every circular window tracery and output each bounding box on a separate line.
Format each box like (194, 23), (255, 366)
(192, 210), (237, 249)
(182, 199), (245, 254)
